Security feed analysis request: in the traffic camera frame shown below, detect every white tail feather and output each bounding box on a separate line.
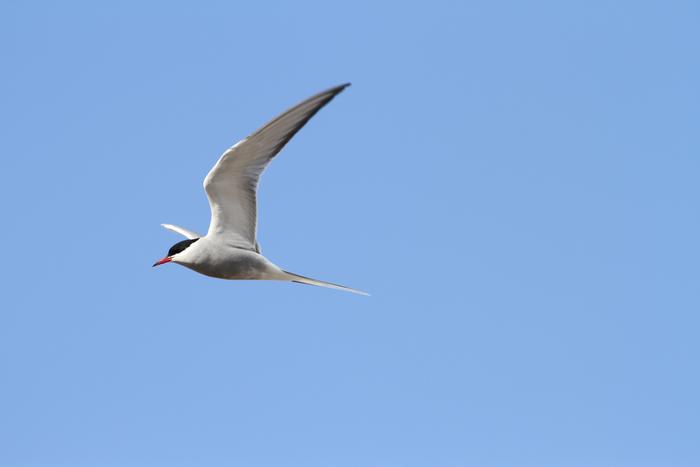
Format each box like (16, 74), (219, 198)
(283, 271), (369, 296)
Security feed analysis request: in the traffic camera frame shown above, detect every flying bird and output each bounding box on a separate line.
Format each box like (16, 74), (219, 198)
(153, 83), (367, 295)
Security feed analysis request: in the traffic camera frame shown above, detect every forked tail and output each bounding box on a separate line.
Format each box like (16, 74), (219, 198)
(283, 270), (369, 296)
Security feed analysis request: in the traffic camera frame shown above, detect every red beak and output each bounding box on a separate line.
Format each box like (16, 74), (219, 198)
(152, 256), (172, 267)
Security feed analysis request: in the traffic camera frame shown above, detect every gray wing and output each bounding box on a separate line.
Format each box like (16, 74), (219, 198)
(203, 83), (350, 250)
(160, 224), (201, 239)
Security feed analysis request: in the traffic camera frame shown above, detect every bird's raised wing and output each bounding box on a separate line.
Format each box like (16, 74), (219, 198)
(161, 224), (201, 239)
(203, 83), (350, 250)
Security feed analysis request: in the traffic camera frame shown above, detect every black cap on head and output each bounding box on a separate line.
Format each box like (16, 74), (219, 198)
(168, 238), (199, 257)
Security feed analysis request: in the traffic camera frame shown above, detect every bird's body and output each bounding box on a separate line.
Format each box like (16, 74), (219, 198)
(174, 239), (283, 281)
(153, 84), (367, 295)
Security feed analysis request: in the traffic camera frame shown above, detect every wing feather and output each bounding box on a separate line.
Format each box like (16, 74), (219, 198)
(161, 224), (201, 239)
(203, 83), (350, 249)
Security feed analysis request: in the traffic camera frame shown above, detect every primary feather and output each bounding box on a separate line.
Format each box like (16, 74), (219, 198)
(203, 83), (351, 250)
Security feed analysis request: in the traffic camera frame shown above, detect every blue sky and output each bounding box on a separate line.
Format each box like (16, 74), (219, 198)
(1, 1), (699, 466)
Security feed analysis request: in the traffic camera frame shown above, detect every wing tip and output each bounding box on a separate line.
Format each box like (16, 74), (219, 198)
(328, 82), (351, 95)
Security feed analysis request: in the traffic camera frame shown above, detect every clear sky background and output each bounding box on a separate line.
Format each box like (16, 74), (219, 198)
(1, 1), (699, 466)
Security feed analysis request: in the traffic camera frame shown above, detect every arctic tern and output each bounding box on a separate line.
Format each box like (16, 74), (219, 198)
(153, 83), (367, 295)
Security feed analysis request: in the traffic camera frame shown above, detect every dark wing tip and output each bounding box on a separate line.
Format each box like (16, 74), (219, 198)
(241, 82), (353, 163)
(326, 82), (351, 95)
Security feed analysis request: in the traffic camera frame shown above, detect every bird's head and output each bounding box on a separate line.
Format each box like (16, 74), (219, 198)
(153, 238), (199, 267)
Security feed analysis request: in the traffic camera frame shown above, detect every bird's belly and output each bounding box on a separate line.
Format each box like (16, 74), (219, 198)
(187, 249), (278, 280)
